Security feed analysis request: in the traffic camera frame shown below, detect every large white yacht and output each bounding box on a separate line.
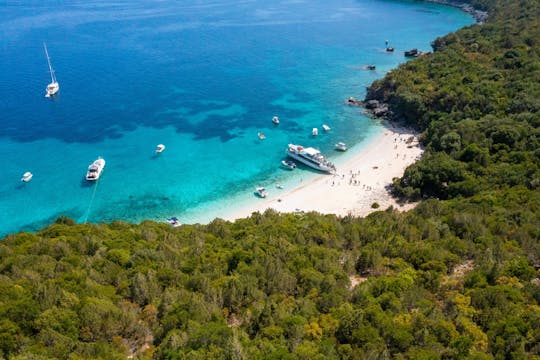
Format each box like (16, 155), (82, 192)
(287, 144), (335, 173)
(86, 157), (106, 181)
(43, 43), (59, 98)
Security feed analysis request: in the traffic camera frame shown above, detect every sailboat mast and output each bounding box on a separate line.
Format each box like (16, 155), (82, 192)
(43, 42), (56, 84)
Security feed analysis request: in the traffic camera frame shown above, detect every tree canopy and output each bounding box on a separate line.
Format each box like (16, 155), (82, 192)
(2, 0), (540, 358)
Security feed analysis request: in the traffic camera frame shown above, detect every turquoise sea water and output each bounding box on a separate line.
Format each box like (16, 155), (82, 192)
(0, 0), (473, 236)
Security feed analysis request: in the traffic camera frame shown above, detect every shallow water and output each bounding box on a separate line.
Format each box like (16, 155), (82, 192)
(0, 0), (473, 236)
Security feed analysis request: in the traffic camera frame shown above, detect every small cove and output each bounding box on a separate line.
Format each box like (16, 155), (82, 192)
(0, 0), (474, 236)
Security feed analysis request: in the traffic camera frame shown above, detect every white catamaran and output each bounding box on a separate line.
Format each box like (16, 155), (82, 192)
(43, 43), (59, 98)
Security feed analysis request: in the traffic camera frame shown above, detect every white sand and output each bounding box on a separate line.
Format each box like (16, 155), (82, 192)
(223, 124), (423, 221)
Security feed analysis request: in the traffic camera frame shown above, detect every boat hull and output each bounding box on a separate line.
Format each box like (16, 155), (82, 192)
(287, 153), (333, 172)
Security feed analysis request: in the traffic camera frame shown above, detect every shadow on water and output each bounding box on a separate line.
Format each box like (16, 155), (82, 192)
(80, 177), (95, 188)
(15, 181), (31, 190)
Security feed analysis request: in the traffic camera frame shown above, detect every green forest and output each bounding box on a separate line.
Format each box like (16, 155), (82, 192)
(1, 0), (540, 358)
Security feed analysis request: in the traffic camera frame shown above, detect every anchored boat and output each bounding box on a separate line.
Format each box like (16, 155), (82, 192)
(86, 157), (106, 181)
(287, 144), (335, 173)
(281, 160), (296, 170)
(255, 187), (268, 198)
(156, 144), (166, 153)
(335, 142), (348, 151)
(43, 43), (59, 98)
(21, 172), (33, 182)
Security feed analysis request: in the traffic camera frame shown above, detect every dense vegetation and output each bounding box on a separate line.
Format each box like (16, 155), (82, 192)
(367, 0), (540, 202)
(1, 0), (540, 358)
(1, 203), (539, 359)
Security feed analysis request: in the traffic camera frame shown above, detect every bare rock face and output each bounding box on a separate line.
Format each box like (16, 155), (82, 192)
(373, 104), (390, 117)
(364, 100), (380, 109)
(362, 99), (392, 119)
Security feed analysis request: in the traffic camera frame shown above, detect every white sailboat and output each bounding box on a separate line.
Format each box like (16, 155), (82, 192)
(43, 43), (59, 98)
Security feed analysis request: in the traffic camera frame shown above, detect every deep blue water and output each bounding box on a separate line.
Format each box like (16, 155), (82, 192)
(0, 0), (473, 236)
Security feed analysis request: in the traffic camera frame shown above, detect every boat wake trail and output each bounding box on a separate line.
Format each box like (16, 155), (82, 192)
(81, 178), (100, 224)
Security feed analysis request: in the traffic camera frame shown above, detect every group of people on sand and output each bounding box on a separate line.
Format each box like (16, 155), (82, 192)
(326, 169), (373, 191)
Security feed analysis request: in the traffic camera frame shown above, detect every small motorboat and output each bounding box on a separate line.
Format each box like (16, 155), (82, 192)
(312, 128), (318, 136)
(386, 46), (395, 52)
(86, 157), (106, 181)
(366, 65), (376, 70)
(404, 48), (419, 57)
(272, 116), (280, 125)
(21, 172), (33, 182)
(156, 144), (166, 153)
(255, 187), (268, 198)
(281, 160), (296, 170)
(258, 132), (266, 140)
(335, 142), (348, 151)
(167, 217), (181, 227)
(322, 124), (331, 132)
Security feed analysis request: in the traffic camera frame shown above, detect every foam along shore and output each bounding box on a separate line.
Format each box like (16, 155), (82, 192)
(223, 123), (424, 221)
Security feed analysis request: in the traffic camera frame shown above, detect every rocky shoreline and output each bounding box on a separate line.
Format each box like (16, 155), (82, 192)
(357, 0), (488, 121)
(363, 99), (392, 119)
(346, 97), (393, 120)
(425, 0), (488, 24)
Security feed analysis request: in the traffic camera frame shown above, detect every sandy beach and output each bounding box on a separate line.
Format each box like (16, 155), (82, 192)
(223, 123), (423, 221)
